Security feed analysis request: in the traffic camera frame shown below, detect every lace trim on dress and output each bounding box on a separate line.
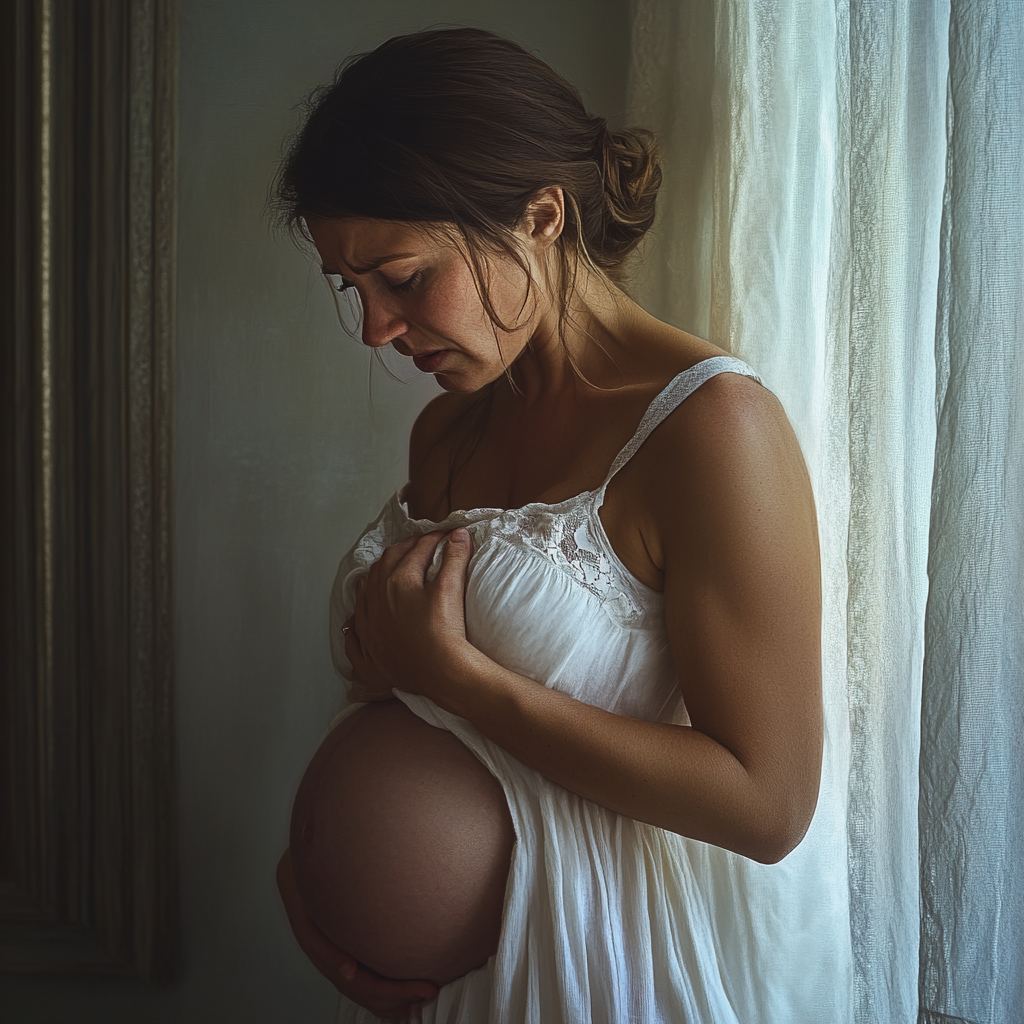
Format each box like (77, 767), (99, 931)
(485, 497), (646, 623)
(377, 356), (763, 626)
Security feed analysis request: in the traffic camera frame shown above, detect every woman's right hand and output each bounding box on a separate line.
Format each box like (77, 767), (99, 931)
(276, 848), (439, 1020)
(342, 612), (397, 703)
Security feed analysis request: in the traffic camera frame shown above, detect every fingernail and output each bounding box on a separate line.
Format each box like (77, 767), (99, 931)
(340, 962), (356, 980)
(451, 527), (468, 543)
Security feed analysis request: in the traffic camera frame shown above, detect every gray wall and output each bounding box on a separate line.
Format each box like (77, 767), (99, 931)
(2, 1), (629, 1021)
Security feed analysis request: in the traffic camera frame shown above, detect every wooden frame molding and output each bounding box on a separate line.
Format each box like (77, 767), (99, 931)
(0, 0), (178, 980)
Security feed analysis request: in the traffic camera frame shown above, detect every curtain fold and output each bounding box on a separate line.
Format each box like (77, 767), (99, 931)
(918, 5), (1024, 1023)
(628, 2), (1024, 1021)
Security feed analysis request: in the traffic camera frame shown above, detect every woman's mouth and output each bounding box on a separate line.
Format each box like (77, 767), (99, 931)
(412, 350), (448, 373)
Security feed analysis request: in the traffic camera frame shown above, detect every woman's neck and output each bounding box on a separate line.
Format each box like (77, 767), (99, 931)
(504, 273), (647, 405)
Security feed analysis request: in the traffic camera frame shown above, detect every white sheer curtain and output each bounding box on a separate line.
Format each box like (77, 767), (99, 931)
(628, 2), (1024, 1022)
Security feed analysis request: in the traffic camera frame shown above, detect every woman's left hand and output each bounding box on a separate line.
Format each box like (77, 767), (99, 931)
(344, 528), (474, 703)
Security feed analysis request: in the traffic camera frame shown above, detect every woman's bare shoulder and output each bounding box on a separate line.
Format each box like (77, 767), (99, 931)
(621, 367), (813, 568)
(639, 354), (787, 452)
(408, 392), (481, 471)
(406, 391), (490, 518)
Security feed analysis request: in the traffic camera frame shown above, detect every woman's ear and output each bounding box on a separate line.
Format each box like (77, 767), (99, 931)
(520, 187), (565, 250)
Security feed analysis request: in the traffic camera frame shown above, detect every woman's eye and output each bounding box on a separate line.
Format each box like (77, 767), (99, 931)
(387, 271), (421, 293)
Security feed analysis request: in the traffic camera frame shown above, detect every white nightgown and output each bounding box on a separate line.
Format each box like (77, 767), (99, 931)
(328, 356), (852, 1024)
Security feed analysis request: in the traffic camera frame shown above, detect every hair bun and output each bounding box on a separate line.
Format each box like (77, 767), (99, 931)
(595, 125), (662, 274)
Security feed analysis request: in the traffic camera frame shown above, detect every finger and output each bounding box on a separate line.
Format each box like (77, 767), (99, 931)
(377, 534), (421, 577)
(353, 572), (372, 632)
(394, 530), (447, 583)
(344, 630), (393, 700)
(345, 648), (385, 699)
(287, 907), (359, 984)
(338, 964), (437, 1019)
(337, 949), (357, 981)
(435, 526), (473, 594)
(361, 560), (377, 604)
(354, 578), (371, 636)
(354, 964), (439, 1002)
(344, 622), (366, 670)
(356, 573), (366, 595)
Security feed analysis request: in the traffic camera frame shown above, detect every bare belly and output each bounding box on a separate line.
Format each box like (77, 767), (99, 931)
(289, 700), (515, 985)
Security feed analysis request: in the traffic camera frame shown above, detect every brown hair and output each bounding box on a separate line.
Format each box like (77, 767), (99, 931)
(273, 27), (661, 345)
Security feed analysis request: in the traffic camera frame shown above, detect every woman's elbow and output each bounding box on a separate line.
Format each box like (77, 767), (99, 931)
(749, 786), (819, 864)
(747, 823), (808, 864)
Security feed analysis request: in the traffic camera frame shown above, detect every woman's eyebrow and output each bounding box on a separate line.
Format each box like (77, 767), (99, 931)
(321, 252), (419, 277)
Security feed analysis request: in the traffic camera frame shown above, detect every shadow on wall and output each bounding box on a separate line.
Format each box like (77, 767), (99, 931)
(0, 0), (631, 1022)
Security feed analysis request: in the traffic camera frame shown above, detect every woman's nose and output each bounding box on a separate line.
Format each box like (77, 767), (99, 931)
(360, 294), (405, 349)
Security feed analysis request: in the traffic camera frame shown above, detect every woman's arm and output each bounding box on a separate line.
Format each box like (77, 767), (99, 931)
(350, 375), (823, 863)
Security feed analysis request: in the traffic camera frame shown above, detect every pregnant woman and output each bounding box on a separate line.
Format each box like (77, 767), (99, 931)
(275, 27), (844, 1024)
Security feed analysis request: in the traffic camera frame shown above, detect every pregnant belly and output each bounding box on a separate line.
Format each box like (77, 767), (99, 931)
(289, 699), (515, 985)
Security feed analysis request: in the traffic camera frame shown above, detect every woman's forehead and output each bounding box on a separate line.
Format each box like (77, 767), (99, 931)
(306, 216), (444, 273)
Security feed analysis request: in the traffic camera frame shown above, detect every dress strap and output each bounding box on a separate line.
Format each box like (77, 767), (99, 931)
(600, 355), (762, 489)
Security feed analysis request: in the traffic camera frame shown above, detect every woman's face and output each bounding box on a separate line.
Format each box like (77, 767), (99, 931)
(306, 216), (542, 394)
